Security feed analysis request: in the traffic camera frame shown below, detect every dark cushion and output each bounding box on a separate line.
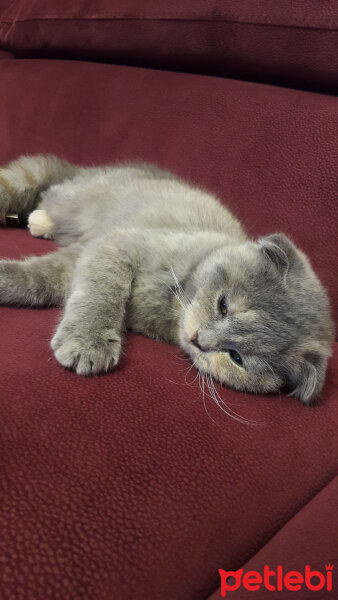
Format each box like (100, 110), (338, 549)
(0, 58), (337, 599)
(0, 0), (337, 92)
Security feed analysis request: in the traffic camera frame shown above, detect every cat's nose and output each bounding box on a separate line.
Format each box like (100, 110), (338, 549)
(190, 333), (203, 351)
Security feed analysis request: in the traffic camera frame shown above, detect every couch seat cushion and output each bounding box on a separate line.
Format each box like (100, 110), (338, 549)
(0, 59), (337, 599)
(209, 477), (338, 599)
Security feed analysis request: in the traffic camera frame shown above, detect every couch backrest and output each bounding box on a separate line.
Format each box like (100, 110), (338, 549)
(0, 0), (337, 93)
(0, 57), (337, 324)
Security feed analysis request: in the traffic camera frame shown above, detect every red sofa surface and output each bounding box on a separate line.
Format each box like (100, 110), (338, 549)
(0, 0), (337, 93)
(209, 477), (338, 599)
(0, 57), (337, 599)
(0, 231), (337, 599)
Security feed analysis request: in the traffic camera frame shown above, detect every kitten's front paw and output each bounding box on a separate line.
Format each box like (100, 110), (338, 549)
(51, 327), (122, 375)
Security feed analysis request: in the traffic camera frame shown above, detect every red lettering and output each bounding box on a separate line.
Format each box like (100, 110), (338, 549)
(219, 564), (331, 595)
(242, 571), (262, 591)
(219, 569), (243, 597)
(263, 566), (276, 591)
(284, 571), (303, 591)
(305, 566), (325, 591)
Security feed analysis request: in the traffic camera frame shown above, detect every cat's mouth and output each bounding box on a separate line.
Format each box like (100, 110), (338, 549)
(181, 332), (201, 357)
(186, 336), (213, 363)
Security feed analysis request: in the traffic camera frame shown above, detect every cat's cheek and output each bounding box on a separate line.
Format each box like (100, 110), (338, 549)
(210, 353), (245, 389)
(211, 353), (282, 395)
(181, 303), (200, 342)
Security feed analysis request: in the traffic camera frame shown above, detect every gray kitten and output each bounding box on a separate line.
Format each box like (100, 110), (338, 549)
(0, 155), (334, 405)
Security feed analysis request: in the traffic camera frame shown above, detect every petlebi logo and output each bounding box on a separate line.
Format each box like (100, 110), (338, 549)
(218, 564), (334, 596)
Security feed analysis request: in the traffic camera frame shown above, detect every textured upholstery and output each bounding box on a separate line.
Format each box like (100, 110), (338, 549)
(209, 477), (338, 599)
(0, 0), (337, 92)
(0, 233), (337, 599)
(0, 55), (337, 599)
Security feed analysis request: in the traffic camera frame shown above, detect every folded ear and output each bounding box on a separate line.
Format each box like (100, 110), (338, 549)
(258, 233), (300, 278)
(284, 350), (329, 405)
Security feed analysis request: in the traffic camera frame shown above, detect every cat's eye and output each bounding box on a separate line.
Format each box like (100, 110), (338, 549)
(229, 349), (243, 367)
(219, 296), (227, 316)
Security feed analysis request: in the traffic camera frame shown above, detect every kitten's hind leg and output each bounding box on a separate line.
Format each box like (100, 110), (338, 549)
(0, 154), (76, 224)
(0, 244), (81, 307)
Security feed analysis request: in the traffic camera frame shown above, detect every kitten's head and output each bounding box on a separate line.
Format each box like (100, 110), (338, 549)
(179, 234), (334, 404)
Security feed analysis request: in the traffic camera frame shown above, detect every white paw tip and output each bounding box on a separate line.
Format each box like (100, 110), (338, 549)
(28, 209), (54, 238)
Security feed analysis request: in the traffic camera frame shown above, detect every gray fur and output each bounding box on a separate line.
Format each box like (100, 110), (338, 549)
(0, 155), (334, 404)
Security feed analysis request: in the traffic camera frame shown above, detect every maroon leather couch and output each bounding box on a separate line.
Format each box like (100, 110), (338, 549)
(0, 2), (337, 599)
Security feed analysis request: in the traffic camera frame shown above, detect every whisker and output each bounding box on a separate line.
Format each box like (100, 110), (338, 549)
(167, 378), (193, 387)
(185, 361), (199, 386)
(169, 265), (185, 296)
(167, 360), (199, 388)
(156, 276), (187, 310)
(204, 374), (220, 425)
(169, 265), (189, 309)
(207, 373), (246, 423)
(196, 372), (217, 424)
(169, 350), (191, 362)
(207, 373), (263, 425)
(201, 375), (207, 413)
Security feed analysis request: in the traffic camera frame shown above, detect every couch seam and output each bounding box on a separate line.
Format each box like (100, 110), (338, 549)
(0, 17), (337, 33)
(206, 474), (338, 599)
